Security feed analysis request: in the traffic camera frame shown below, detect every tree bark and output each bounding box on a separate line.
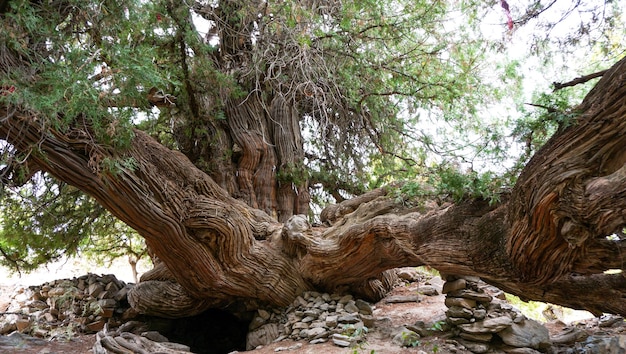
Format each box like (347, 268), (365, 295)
(2, 57), (626, 318)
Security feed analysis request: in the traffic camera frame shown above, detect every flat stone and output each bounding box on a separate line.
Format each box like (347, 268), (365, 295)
(338, 313), (360, 324)
(497, 319), (550, 350)
(309, 321), (326, 328)
(16, 319), (31, 332)
(258, 309), (271, 320)
(325, 315), (338, 327)
(417, 285), (439, 296)
(551, 326), (589, 344)
(446, 306), (474, 319)
(355, 299), (373, 315)
(331, 333), (353, 347)
(396, 267), (421, 282)
(332, 338), (351, 347)
(344, 301), (359, 313)
(458, 316), (513, 334)
(460, 340), (490, 353)
(447, 317), (471, 325)
(448, 289), (492, 303)
(292, 322), (309, 330)
(359, 314), (375, 328)
(459, 332), (493, 342)
(338, 295), (353, 304)
(445, 297), (476, 309)
(113, 287), (129, 302)
(47, 287), (68, 297)
(294, 296), (307, 307)
(442, 279), (467, 294)
(301, 316), (316, 323)
(306, 327), (327, 339)
(43, 312), (56, 322)
(473, 309), (487, 320)
(85, 320), (106, 332)
(97, 299), (117, 308)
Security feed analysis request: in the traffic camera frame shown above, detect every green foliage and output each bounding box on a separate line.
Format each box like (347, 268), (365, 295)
(512, 88), (584, 164)
(0, 174), (146, 274)
(429, 320), (446, 332)
(392, 164), (506, 206)
(0, 0), (170, 150)
(504, 294), (548, 322)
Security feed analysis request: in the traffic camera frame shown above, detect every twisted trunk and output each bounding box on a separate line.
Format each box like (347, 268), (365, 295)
(2, 57), (626, 319)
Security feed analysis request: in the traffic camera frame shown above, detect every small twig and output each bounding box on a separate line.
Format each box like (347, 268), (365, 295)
(76, 48), (102, 73)
(524, 102), (559, 113)
(553, 69), (608, 91)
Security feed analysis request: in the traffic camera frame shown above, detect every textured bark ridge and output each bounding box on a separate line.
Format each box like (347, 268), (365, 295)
(2, 58), (626, 319)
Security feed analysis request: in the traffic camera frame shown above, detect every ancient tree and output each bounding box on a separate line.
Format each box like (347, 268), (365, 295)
(1, 0), (625, 319)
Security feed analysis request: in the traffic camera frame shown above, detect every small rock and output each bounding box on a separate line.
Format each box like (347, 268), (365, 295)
(15, 318), (31, 332)
(325, 315), (338, 327)
(392, 328), (420, 347)
(355, 299), (372, 315)
(338, 313), (360, 324)
(331, 333), (353, 347)
(338, 295), (353, 304)
(85, 320), (106, 332)
(292, 322), (309, 329)
(343, 301), (359, 313)
(473, 309), (487, 320)
(359, 314), (375, 328)
(306, 327), (327, 339)
(301, 316), (315, 323)
(396, 267), (421, 282)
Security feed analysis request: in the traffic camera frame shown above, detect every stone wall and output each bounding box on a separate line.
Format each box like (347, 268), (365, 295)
(0, 273), (134, 338)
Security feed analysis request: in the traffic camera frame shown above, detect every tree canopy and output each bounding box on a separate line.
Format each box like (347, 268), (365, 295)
(1, 0), (625, 319)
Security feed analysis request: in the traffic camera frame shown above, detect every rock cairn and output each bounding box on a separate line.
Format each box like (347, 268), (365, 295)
(246, 291), (375, 350)
(0, 273), (135, 339)
(442, 275), (551, 353)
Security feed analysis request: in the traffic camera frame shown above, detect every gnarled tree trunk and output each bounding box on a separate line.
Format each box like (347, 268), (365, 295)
(2, 57), (626, 319)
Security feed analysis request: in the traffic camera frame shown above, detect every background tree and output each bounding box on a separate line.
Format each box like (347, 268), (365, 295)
(1, 0), (625, 322)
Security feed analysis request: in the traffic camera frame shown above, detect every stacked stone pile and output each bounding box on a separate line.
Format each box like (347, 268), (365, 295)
(442, 275), (551, 353)
(246, 291), (376, 350)
(0, 273), (135, 339)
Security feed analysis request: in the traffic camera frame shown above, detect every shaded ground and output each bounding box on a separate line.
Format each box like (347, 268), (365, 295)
(1, 270), (623, 354)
